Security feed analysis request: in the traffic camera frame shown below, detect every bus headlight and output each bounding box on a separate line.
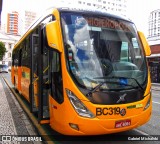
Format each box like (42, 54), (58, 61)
(143, 94), (151, 111)
(66, 89), (95, 118)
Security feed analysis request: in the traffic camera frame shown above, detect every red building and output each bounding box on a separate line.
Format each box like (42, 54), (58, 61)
(7, 11), (19, 35)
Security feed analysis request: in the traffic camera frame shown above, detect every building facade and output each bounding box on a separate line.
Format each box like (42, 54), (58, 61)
(0, 0), (3, 29)
(24, 11), (37, 32)
(60, 0), (127, 16)
(147, 9), (160, 83)
(0, 32), (20, 67)
(7, 11), (23, 35)
(148, 9), (160, 39)
(7, 11), (18, 35)
(147, 40), (160, 83)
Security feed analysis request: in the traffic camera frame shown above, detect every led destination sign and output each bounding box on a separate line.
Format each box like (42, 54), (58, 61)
(85, 17), (130, 32)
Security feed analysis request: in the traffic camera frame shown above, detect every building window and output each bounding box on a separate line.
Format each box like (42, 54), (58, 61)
(87, 3), (91, 6)
(9, 43), (12, 49)
(8, 61), (11, 66)
(8, 52), (12, 58)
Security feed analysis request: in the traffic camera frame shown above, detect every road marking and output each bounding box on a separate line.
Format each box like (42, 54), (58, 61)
(134, 129), (149, 136)
(152, 101), (160, 105)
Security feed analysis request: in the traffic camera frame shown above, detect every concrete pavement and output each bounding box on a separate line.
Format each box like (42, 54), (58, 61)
(0, 75), (43, 144)
(152, 83), (160, 91)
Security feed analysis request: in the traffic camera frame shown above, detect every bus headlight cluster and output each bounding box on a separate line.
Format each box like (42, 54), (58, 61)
(66, 89), (95, 118)
(143, 93), (151, 111)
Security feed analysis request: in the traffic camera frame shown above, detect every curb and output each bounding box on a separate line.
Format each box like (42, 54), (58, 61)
(152, 83), (160, 86)
(2, 77), (55, 144)
(151, 83), (160, 91)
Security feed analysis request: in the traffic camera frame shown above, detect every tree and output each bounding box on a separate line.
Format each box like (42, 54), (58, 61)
(0, 41), (7, 60)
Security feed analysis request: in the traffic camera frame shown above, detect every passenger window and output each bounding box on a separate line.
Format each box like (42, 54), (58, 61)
(50, 50), (63, 104)
(13, 49), (19, 67)
(120, 41), (128, 61)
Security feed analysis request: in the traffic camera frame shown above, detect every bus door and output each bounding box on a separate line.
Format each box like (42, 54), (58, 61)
(30, 26), (50, 123)
(30, 33), (39, 113)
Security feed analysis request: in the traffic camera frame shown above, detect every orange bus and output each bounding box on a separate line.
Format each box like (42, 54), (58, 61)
(11, 7), (152, 135)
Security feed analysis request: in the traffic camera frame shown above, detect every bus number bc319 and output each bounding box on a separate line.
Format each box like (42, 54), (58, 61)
(96, 107), (121, 116)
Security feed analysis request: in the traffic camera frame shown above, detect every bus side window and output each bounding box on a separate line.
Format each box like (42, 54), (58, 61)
(14, 49), (19, 67)
(12, 53), (15, 66)
(18, 49), (22, 66)
(50, 50), (63, 104)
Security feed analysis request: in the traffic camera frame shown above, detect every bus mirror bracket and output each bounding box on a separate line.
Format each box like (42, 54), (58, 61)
(138, 31), (151, 56)
(46, 21), (62, 52)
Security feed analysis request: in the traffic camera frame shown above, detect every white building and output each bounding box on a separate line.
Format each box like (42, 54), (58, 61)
(24, 11), (37, 33)
(147, 9), (160, 83)
(0, 31), (20, 67)
(147, 9), (160, 61)
(59, 0), (127, 16)
(148, 9), (160, 40)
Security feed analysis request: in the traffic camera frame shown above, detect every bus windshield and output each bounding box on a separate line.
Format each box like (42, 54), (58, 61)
(61, 12), (147, 91)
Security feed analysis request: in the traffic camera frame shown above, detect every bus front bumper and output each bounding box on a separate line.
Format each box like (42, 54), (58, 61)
(55, 104), (151, 135)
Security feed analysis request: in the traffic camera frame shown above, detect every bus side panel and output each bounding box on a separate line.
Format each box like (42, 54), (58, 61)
(25, 67), (30, 102)
(49, 95), (80, 135)
(21, 66), (25, 98)
(17, 67), (22, 92)
(14, 66), (18, 89)
(11, 66), (15, 85)
(21, 66), (30, 102)
(34, 80), (38, 106)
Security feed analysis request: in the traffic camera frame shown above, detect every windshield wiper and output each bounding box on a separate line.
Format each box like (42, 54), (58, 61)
(86, 80), (137, 97)
(113, 76), (144, 91)
(94, 76), (144, 91)
(86, 76), (144, 97)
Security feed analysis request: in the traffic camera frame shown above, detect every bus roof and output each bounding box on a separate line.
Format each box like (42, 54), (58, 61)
(57, 7), (131, 22)
(13, 6), (133, 50)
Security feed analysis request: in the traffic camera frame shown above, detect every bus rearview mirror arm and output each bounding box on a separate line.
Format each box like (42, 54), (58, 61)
(138, 31), (151, 56)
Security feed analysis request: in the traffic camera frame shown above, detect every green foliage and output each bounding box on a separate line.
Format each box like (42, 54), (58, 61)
(0, 41), (7, 60)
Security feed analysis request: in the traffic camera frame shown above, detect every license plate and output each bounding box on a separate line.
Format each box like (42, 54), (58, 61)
(115, 119), (131, 128)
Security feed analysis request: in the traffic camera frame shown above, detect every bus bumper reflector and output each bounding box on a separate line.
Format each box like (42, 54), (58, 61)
(69, 123), (79, 131)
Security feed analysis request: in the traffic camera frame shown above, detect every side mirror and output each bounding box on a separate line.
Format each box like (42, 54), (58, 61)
(46, 21), (62, 52)
(138, 31), (151, 56)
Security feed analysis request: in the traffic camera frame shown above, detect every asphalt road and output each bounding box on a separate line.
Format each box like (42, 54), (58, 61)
(1, 73), (160, 144)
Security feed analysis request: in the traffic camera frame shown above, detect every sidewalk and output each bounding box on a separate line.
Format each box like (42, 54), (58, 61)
(152, 83), (160, 91)
(0, 75), (43, 144)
